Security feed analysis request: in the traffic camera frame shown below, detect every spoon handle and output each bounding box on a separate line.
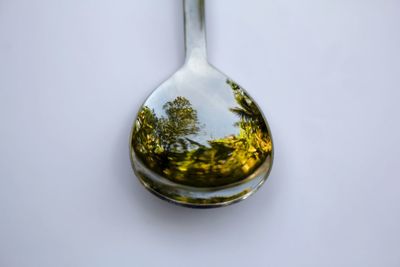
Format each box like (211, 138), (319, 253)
(184, 0), (207, 64)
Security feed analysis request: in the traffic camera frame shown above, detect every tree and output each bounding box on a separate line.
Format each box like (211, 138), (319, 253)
(227, 79), (266, 133)
(133, 106), (159, 154)
(158, 96), (201, 152)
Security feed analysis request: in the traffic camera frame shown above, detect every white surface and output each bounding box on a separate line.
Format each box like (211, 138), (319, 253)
(0, 0), (399, 266)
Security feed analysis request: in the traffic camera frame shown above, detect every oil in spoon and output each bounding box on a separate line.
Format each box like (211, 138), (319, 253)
(130, 0), (273, 208)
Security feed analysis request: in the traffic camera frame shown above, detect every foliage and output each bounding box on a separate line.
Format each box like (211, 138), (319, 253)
(158, 96), (201, 152)
(132, 80), (272, 187)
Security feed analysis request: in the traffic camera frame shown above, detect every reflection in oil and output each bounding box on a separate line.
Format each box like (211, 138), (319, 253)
(131, 80), (272, 188)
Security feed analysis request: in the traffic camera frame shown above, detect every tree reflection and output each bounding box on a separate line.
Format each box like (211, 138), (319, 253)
(132, 80), (272, 187)
(159, 96), (201, 153)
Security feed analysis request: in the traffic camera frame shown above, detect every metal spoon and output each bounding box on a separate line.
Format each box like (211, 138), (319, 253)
(130, 0), (273, 208)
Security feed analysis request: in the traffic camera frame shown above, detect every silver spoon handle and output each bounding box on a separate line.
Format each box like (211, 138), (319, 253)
(184, 0), (207, 64)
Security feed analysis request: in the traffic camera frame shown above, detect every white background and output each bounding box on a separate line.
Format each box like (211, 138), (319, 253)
(1, 0), (399, 266)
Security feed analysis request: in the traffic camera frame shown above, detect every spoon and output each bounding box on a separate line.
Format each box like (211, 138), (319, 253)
(130, 0), (273, 208)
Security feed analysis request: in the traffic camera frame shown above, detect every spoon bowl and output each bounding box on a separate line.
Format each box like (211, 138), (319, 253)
(130, 0), (273, 208)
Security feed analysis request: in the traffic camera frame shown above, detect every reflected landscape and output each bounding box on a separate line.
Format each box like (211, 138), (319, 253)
(131, 79), (273, 188)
